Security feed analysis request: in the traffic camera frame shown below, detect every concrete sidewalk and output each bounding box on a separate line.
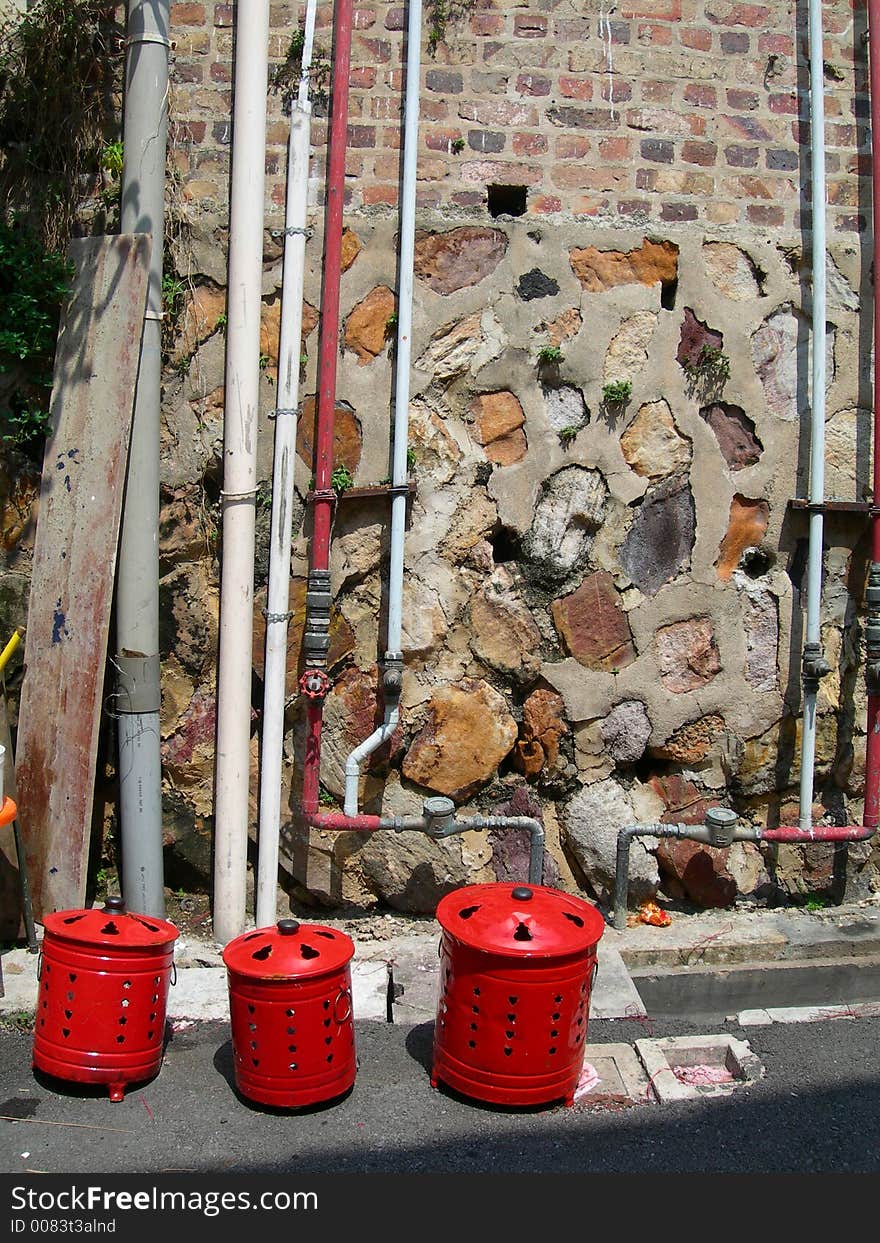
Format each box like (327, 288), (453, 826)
(3, 897), (880, 1027)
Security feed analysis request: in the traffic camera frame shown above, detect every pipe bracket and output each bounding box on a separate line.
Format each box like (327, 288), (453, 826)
(269, 406), (301, 420)
(271, 226), (314, 239)
(114, 653), (161, 714)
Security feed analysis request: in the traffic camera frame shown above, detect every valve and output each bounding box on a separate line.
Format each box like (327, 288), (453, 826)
(802, 642), (831, 688)
(299, 669), (331, 700)
(422, 796), (456, 837)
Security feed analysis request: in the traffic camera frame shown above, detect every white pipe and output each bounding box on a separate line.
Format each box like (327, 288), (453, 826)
(213, 1), (271, 946)
(798, 0), (828, 829)
(116, 0), (170, 918)
(342, 0), (422, 816)
(256, 1), (317, 930)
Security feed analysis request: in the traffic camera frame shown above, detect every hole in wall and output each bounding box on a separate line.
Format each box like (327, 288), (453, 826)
(660, 276), (678, 310)
(488, 184), (527, 218)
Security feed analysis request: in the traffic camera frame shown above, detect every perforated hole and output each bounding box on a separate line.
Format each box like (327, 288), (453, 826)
(39, 1019), (44, 1027)
(550, 1029), (559, 1038)
(69, 974), (78, 983)
(552, 1012), (561, 1021)
(151, 994), (158, 1004)
(64, 1009), (72, 1020)
(286, 1027), (295, 1035)
(549, 1046), (557, 1055)
(472, 1005), (480, 1015)
(101, 921), (120, 935)
(66, 991), (74, 1001)
(508, 996), (518, 1005)
(122, 979), (130, 989)
(316, 931), (335, 940)
(473, 986), (480, 996)
(504, 1047), (513, 1056)
(117, 1017), (126, 1026)
(468, 1040), (476, 1048)
(252, 944), (272, 961)
(116, 1035), (125, 1044)
(249, 1023), (257, 1032)
(505, 1030), (514, 1039)
(244, 932), (262, 942)
(326, 1054), (333, 1063)
(288, 1045), (297, 1053)
(252, 1059), (259, 1067)
(153, 976), (160, 986)
(300, 944), (319, 959)
(507, 1013), (516, 1023)
(121, 999), (129, 1008)
(513, 922), (532, 941)
(324, 1036), (332, 1046)
(289, 1063), (298, 1071)
(149, 1012), (156, 1022)
(286, 1008), (295, 1017)
(554, 994), (563, 1004)
(62, 1028), (70, 1038)
(63, 915), (86, 925)
(249, 1005), (257, 1014)
(459, 905), (480, 920)
(148, 1030), (154, 1040)
(323, 1000), (330, 1010)
(470, 1022), (478, 1032)
(563, 912), (584, 928)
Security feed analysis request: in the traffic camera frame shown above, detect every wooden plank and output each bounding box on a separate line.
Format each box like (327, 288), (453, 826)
(15, 235), (150, 919)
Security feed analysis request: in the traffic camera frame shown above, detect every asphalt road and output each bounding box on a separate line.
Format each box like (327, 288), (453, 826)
(1, 1013), (879, 1177)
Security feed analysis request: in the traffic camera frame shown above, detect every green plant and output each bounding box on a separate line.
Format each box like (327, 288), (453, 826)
(270, 28), (332, 111)
(318, 785), (335, 808)
(804, 895), (832, 912)
(0, 1), (122, 251)
(681, 343), (731, 394)
(0, 1008), (34, 1033)
(385, 311), (398, 339)
(215, 312), (227, 334)
(537, 344), (563, 367)
(602, 379), (632, 406)
(100, 140), (124, 177)
(0, 218), (74, 459)
(406, 446), (417, 474)
(331, 464), (354, 493)
(558, 425), (579, 448)
(426, 1), (475, 56)
(451, 136), (466, 154)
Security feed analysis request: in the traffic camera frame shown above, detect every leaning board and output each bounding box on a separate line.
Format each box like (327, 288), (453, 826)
(15, 234), (150, 919)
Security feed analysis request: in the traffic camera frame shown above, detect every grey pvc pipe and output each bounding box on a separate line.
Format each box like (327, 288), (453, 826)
(116, 0), (171, 918)
(372, 813), (545, 886)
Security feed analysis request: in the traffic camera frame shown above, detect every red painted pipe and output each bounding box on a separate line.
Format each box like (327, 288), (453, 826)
(300, 0), (355, 816)
(864, 0), (880, 830)
(761, 825), (874, 842)
(309, 812), (384, 832)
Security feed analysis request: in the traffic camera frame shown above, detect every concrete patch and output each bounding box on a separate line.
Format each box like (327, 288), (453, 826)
(578, 1041), (651, 1105)
(737, 1001), (880, 1026)
(634, 1033), (764, 1103)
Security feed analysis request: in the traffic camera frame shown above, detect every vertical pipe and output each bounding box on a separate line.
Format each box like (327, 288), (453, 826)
(798, 0), (829, 830)
(300, 0), (355, 816)
(256, 1), (318, 930)
(864, 0), (880, 829)
(213, 1), (271, 946)
(116, 0), (170, 918)
(341, 0), (422, 815)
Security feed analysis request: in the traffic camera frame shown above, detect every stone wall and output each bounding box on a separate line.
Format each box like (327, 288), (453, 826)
(2, 0), (878, 913)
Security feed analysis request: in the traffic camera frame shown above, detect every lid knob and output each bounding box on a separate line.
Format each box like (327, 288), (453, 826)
(102, 895), (126, 913)
(511, 886), (533, 901)
(277, 919), (300, 935)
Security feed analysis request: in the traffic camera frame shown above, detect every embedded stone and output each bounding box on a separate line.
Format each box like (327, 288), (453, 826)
(603, 310), (657, 384)
(751, 304), (835, 424)
(677, 307), (723, 371)
(656, 616), (721, 693)
(416, 309), (506, 380)
(259, 298), (319, 370)
(489, 787), (561, 888)
(542, 307), (582, 345)
(619, 474), (695, 597)
(648, 773), (713, 825)
(551, 570), (636, 671)
(516, 268), (559, 300)
(620, 399), (691, 480)
(320, 665), (403, 798)
(158, 490), (208, 569)
(401, 678), (518, 802)
(734, 573), (778, 692)
(159, 563), (219, 681)
(161, 687), (217, 817)
(735, 715), (838, 795)
(700, 402), (763, 471)
(469, 570), (543, 683)
(401, 577), (447, 658)
(514, 688), (568, 778)
(656, 838), (737, 908)
(543, 383), (589, 434)
(522, 465), (607, 583)
(715, 495), (770, 582)
(175, 284), (226, 361)
(569, 238), (679, 294)
(600, 700), (651, 765)
(296, 396), (363, 475)
(702, 241), (762, 300)
(343, 284), (396, 364)
(414, 226), (508, 294)
(0, 464), (38, 554)
(357, 830), (469, 914)
(825, 408), (871, 502)
(469, 391), (527, 465)
(341, 228), (362, 272)
(650, 714), (726, 763)
(563, 778), (659, 904)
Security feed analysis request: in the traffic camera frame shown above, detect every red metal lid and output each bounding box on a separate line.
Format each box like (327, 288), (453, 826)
(222, 919), (355, 979)
(41, 896), (179, 948)
(435, 883), (605, 958)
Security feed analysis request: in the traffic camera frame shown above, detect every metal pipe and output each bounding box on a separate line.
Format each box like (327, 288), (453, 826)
(115, 0), (170, 918)
(305, 807), (545, 886)
(255, 0), (318, 930)
(864, 0), (880, 829)
(299, 0), (355, 815)
(612, 818), (875, 930)
(798, 0), (832, 829)
(212, 0), (271, 946)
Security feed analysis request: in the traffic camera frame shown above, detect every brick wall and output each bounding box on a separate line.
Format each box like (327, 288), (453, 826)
(167, 0), (870, 238)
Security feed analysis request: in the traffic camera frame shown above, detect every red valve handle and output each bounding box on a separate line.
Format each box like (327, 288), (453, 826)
(299, 669), (331, 700)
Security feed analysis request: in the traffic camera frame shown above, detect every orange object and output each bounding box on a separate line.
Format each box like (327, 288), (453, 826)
(638, 901), (672, 927)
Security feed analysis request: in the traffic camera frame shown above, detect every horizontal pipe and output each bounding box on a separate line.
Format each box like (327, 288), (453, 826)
(300, 811), (545, 886)
(613, 820), (876, 931)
